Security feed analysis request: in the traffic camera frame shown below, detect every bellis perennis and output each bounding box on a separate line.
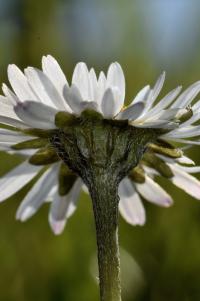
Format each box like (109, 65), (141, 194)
(0, 55), (200, 234)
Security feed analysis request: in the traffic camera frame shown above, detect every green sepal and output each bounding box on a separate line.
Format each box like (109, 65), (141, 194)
(55, 111), (77, 128)
(22, 128), (57, 138)
(59, 163), (77, 196)
(148, 139), (183, 158)
(0, 123), (20, 132)
(12, 138), (49, 150)
(179, 107), (193, 123)
(29, 147), (59, 165)
(129, 166), (145, 183)
(142, 152), (173, 178)
(81, 109), (103, 120)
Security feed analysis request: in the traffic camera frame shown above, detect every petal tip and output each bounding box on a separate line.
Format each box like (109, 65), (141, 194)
(50, 220), (66, 235)
(17, 206), (35, 222)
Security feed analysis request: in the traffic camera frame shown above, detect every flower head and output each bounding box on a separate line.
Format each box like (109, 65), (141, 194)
(1, 55), (200, 234)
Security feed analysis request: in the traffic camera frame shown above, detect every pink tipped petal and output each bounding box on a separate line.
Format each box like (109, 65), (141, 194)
(49, 179), (82, 235)
(49, 218), (66, 235)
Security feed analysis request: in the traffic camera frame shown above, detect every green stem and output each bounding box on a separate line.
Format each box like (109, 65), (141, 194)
(50, 112), (160, 300)
(87, 169), (121, 301)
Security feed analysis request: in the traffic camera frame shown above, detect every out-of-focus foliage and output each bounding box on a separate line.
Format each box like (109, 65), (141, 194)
(1, 0), (200, 300)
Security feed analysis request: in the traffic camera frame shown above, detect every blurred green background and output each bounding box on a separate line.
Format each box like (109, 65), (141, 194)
(1, 0), (200, 300)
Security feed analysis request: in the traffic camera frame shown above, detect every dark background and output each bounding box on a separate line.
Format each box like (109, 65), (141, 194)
(0, 0), (200, 300)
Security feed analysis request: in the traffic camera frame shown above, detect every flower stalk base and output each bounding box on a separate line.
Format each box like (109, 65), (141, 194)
(88, 169), (121, 301)
(51, 110), (159, 301)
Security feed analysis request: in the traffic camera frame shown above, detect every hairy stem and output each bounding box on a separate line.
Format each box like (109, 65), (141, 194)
(50, 111), (160, 301)
(87, 169), (121, 301)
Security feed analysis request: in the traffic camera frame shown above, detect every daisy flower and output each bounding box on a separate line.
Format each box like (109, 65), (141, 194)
(0, 55), (200, 235)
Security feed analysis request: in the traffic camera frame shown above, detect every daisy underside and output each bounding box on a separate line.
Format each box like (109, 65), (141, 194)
(0, 55), (200, 234)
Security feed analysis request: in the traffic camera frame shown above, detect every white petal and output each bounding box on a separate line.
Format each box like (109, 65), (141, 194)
(107, 62), (125, 108)
(162, 137), (200, 145)
(63, 84), (83, 114)
(143, 165), (160, 176)
(145, 86), (182, 117)
(119, 178), (146, 226)
(133, 120), (178, 129)
(97, 71), (106, 106)
(88, 68), (98, 101)
(49, 178), (82, 235)
(25, 67), (66, 110)
(72, 62), (90, 100)
(0, 144), (11, 151)
(151, 71), (166, 100)
(0, 102), (21, 119)
(8, 65), (37, 101)
(42, 55), (69, 87)
(0, 115), (28, 128)
(2, 84), (19, 105)
(14, 101), (56, 129)
(42, 55), (71, 112)
(82, 184), (89, 194)
(173, 165), (200, 173)
(7, 149), (36, 156)
(116, 102), (144, 120)
(16, 165), (59, 221)
(142, 72), (165, 114)
(136, 175), (173, 207)
(156, 154), (195, 165)
(0, 161), (42, 202)
(176, 156), (195, 165)
(169, 164), (200, 199)
(101, 88), (116, 118)
(146, 108), (181, 122)
(0, 95), (11, 105)
(171, 81), (200, 109)
(0, 128), (31, 144)
(164, 125), (200, 139)
(192, 100), (200, 111)
(112, 87), (124, 115)
(131, 85), (150, 105)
